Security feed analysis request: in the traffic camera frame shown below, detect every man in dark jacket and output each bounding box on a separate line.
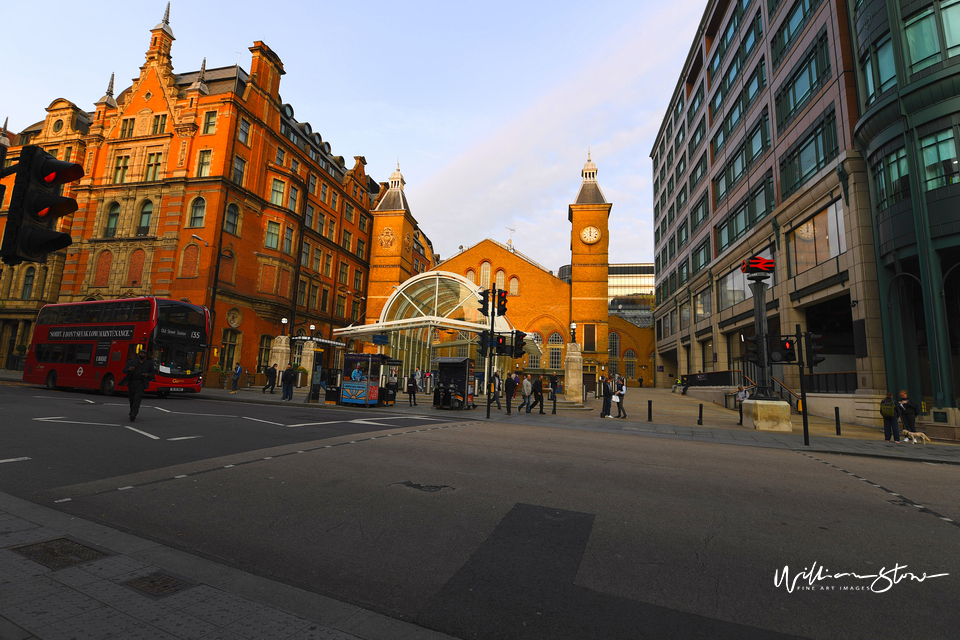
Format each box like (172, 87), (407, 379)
(262, 363), (278, 394)
(406, 374), (418, 406)
(898, 390), (921, 440)
(504, 373), (517, 414)
(599, 375), (613, 418)
(120, 350), (154, 422)
(281, 364), (296, 401)
(491, 372), (502, 410)
(529, 375), (545, 414)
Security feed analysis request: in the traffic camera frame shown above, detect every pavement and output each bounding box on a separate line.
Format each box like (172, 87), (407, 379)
(2, 368), (959, 640)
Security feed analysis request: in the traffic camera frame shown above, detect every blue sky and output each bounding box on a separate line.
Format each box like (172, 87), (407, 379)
(3, 0), (704, 270)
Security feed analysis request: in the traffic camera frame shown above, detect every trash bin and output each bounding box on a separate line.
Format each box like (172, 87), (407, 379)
(325, 386), (339, 404)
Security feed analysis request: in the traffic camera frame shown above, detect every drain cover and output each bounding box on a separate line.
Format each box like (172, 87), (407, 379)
(11, 537), (110, 570)
(123, 571), (196, 598)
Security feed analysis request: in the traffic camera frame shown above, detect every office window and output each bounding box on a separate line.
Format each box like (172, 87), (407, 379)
(301, 242), (311, 267)
(872, 147), (910, 210)
(715, 113), (769, 204)
(291, 159), (300, 174)
(331, 192), (338, 211)
(688, 83), (704, 124)
(276, 147), (285, 165)
(359, 215), (368, 232)
(354, 269), (363, 291)
(21, 267), (35, 299)
(321, 288), (330, 312)
(717, 173), (774, 253)
(145, 153), (162, 181)
(351, 300), (361, 322)
(197, 149), (212, 177)
(335, 294), (346, 317)
(152, 114), (166, 135)
(298, 279), (307, 306)
(775, 29), (830, 131)
(120, 118), (135, 138)
(678, 259), (689, 286)
(238, 118), (250, 144)
(189, 197), (206, 227)
(719, 247), (775, 311)
(339, 261), (349, 285)
(356, 239), (365, 260)
(309, 174), (317, 194)
(202, 111), (217, 134)
(266, 221), (280, 249)
(232, 155), (245, 185)
(689, 117), (706, 156)
(694, 287), (712, 322)
(677, 220), (688, 247)
(257, 336), (273, 373)
(920, 128), (959, 189)
(324, 253), (332, 277)
(321, 183), (328, 202)
(313, 247), (322, 272)
(288, 185), (299, 211)
(344, 203), (354, 222)
(689, 153), (707, 191)
(137, 201), (153, 236)
(271, 179), (285, 206)
(113, 155), (130, 183)
(305, 204), (314, 230)
(788, 200), (846, 275)
(309, 284), (318, 309)
(327, 219), (336, 241)
(225, 204), (239, 235)
(780, 107), (838, 199)
(771, 0), (824, 68)
(104, 203), (120, 238)
(283, 227), (293, 254)
(342, 230), (352, 252)
(905, 8), (942, 74)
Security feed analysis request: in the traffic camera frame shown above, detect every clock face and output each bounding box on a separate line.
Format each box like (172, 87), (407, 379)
(580, 225), (601, 244)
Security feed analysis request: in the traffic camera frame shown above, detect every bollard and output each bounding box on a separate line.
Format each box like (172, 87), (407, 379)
(647, 399), (653, 422)
(552, 390), (557, 415)
(738, 401), (743, 426)
(698, 403), (703, 426)
(835, 406), (841, 435)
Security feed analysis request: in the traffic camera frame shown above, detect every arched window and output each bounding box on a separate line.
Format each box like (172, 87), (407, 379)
(225, 203), (239, 235)
(94, 251), (113, 287)
(465, 269), (475, 284)
(495, 269), (505, 290)
(137, 201), (152, 236)
(104, 203), (120, 238)
(608, 332), (620, 358)
(624, 349), (637, 379)
(180, 245), (200, 278)
(548, 332), (564, 345)
(529, 332), (543, 368)
(21, 267), (35, 299)
(480, 262), (491, 288)
(189, 197), (205, 227)
(509, 276), (519, 296)
(548, 332), (563, 369)
(126, 249), (145, 287)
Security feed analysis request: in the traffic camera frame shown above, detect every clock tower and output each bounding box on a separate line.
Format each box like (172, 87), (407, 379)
(568, 153), (612, 372)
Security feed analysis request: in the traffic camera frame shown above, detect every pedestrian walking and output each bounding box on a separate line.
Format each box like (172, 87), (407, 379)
(504, 372), (517, 414)
(491, 371), (502, 410)
(414, 367), (423, 391)
(898, 390), (921, 442)
(879, 392), (900, 442)
(281, 363), (296, 401)
(529, 375), (545, 414)
(406, 373), (418, 406)
(549, 371), (558, 401)
(231, 362), (242, 393)
(519, 374), (532, 412)
(615, 375), (627, 418)
(119, 349), (154, 422)
(639, 376), (644, 388)
(599, 375), (613, 418)
(262, 364), (278, 394)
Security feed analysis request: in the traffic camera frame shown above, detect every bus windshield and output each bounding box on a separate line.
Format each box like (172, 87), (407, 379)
(154, 301), (208, 376)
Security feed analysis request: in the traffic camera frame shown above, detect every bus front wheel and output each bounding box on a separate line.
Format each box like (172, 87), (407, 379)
(45, 371), (57, 390)
(100, 374), (115, 396)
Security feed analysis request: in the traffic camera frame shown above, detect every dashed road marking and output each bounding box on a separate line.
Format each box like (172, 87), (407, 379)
(125, 426), (160, 440)
(167, 436), (202, 441)
(0, 457), (31, 464)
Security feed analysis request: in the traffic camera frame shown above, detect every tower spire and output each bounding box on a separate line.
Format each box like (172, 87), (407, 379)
(97, 72), (118, 109)
(153, 1), (175, 37)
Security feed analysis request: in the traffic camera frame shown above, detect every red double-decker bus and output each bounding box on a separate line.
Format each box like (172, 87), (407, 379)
(23, 297), (210, 397)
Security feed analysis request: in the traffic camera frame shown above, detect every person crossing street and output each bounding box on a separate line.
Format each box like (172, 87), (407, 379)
(119, 349), (154, 422)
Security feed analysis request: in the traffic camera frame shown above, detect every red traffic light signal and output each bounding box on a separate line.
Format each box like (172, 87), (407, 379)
(1, 145), (83, 265)
(512, 330), (526, 358)
(781, 338), (797, 362)
(496, 289), (508, 316)
(494, 334), (508, 355)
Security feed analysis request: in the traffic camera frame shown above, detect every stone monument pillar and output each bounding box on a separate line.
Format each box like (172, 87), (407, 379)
(270, 335), (291, 368)
(564, 342), (583, 402)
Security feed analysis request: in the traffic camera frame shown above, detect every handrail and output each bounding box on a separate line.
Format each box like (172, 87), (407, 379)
(743, 374), (757, 390)
(772, 376), (800, 400)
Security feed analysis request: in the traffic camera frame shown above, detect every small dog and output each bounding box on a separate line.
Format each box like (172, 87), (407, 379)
(901, 428), (932, 444)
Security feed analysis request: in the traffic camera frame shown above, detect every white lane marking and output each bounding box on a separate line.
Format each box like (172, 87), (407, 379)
(174, 475), (188, 479)
(284, 420), (347, 428)
(125, 426), (160, 440)
(154, 407), (172, 413)
(84, 400), (95, 404)
(0, 457), (31, 464)
(242, 417), (285, 426)
(118, 486), (133, 491)
(224, 464), (235, 468)
(54, 498), (72, 503)
(34, 417), (121, 426)
(349, 419), (395, 427)
(167, 436), (202, 441)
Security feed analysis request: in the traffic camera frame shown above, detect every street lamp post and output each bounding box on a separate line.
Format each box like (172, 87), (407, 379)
(281, 317), (288, 336)
(569, 322), (577, 344)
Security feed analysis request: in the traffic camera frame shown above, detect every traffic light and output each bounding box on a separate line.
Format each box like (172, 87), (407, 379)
(744, 335), (761, 365)
(494, 334), (508, 355)
(512, 330), (526, 358)
(496, 289), (508, 316)
(477, 330), (490, 358)
(1, 145), (83, 266)
(477, 289), (490, 316)
(806, 333), (825, 367)
(781, 338), (797, 362)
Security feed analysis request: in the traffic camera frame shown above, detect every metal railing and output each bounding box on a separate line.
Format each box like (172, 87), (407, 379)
(772, 376), (800, 411)
(805, 371), (858, 394)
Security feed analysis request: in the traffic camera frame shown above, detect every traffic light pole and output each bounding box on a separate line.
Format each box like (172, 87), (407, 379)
(485, 288), (497, 419)
(796, 324), (810, 446)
